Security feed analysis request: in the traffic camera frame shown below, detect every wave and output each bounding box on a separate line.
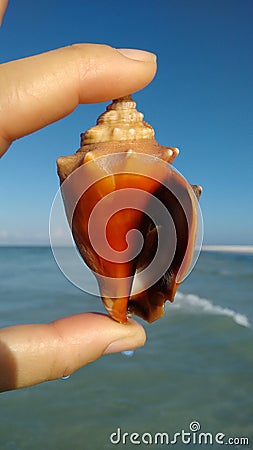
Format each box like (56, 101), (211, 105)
(168, 292), (251, 328)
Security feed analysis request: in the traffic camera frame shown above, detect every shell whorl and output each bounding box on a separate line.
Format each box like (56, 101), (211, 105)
(81, 95), (155, 145)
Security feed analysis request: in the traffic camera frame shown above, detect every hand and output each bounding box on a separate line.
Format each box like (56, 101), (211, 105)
(0, 43), (156, 391)
(0, 0), (8, 26)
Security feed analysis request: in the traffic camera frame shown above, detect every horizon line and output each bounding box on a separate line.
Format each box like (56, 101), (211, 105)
(1, 243), (253, 254)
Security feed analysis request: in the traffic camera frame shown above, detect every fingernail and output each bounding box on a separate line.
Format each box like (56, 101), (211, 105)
(104, 338), (135, 354)
(103, 321), (146, 355)
(117, 48), (157, 63)
(104, 332), (144, 354)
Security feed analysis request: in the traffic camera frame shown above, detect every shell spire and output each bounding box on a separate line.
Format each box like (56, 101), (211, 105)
(81, 95), (155, 145)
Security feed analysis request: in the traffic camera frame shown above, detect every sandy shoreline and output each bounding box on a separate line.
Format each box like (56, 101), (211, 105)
(202, 245), (253, 255)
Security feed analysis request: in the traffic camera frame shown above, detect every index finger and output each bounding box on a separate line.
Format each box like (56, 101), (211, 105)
(0, 44), (157, 156)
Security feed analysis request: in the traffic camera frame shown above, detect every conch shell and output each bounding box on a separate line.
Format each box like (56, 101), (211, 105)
(57, 95), (201, 323)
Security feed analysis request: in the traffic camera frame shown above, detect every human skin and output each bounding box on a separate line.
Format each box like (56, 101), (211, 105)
(0, 40), (156, 391)
(0, 44), (156, 156)
(0, 0), (8, 25)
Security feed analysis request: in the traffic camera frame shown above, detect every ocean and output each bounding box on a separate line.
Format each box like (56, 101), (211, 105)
(0, 247), (252, 449)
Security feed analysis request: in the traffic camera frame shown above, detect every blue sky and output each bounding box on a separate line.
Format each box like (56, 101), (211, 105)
(0, 0), (252, 245)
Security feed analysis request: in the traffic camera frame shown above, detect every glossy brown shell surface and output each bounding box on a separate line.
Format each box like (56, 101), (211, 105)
(57, 96), (201, 323)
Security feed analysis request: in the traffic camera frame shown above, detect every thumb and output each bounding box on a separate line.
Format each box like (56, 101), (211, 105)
(0, 44), (157, 156)
(0, 313), (146, 391)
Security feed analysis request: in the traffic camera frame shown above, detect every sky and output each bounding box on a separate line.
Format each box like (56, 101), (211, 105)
(0, 0), (252, 245)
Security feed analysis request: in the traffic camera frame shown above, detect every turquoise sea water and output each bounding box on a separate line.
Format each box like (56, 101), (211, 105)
(0, 247), (252, 449)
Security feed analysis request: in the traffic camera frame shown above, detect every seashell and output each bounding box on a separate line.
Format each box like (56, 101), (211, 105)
(57, 95), (202, 323)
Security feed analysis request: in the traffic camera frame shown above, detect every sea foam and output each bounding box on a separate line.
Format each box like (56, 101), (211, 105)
(168, 292), (251, 328)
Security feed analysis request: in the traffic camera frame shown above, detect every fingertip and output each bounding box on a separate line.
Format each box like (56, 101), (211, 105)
(76, 44), (157, 103)
(103, 318), (146, 355)
(49, 313), (146, 373)
(50, 313), (146, 375)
